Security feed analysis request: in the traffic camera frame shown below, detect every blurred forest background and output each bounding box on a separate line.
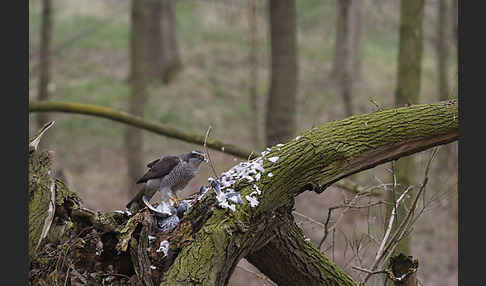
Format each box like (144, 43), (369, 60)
(28, 0), (458, 285)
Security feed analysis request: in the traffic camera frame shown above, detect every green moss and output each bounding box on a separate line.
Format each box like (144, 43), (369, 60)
(29, 151), (55, 260)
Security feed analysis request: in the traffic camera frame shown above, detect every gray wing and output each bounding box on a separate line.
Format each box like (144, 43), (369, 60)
(136, 155), (180, 184)
(147, 158), (160, 168)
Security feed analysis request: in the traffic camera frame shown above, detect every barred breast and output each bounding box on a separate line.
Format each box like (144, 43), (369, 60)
(161, 161), (197, 193)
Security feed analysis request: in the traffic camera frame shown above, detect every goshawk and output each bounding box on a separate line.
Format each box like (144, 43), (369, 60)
(126, 150), (206, 211)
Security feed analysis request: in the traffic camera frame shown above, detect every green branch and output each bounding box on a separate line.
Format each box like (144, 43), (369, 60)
(29, 101), (252, 159)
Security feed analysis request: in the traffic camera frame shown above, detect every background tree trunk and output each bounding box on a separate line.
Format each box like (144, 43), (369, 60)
(391, 0), (425, 256)
(340, 0), (358, 117)
(265, 0), (298, 147)
(125, 0), (150, 196)
(331, 0), (362, 82)
(437, 0), (457, 184)
(331, 0), (362, 117)
(453, 0), (458, 45)
(37, 0), (52, 133)
(353, 0), (362, 81)
(146, 0), (181, 85)
(247, 0), (260, 149)
(331, 0), (346, 80)
(438, 0), (450, 101)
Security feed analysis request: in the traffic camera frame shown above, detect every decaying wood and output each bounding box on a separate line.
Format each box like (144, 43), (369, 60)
(29, 100), (457, 285)
(386, 253), (419, 286)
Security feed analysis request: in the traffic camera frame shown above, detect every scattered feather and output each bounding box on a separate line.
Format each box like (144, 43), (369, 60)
(268, 156), (279, 163)
(245, 195), (259, 208)
(156, 240), (169, 257)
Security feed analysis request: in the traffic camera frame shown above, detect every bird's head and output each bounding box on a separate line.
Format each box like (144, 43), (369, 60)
(182, 150), (207, 166)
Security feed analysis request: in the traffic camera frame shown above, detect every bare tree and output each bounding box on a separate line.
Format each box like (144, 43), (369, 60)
(331, 0), (362, 117)
(125, 0), (150, 196)
(146, 0), (181, 85)
(331, 0), (362, 81)
(392, 0), (425, 255)
(265, 0), (298, 147)
(438, 0), (450, 101)
(453, 0), (458, 44)
(247, 0), (260, 149)
(331, 0), (346, 79)
(37, 0), (53, 132)
(353, 0), (362, 81)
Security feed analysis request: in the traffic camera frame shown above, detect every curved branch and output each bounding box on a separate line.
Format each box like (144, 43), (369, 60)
(29, 100), (252, 159)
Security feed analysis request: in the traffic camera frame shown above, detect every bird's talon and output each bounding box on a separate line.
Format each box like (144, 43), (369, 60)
(170, 197), (179, 208)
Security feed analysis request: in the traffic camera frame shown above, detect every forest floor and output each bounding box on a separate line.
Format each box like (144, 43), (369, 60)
(29, 0), (458, 285)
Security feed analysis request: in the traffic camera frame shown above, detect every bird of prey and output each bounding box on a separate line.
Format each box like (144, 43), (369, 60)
(126, 150), (206, 211)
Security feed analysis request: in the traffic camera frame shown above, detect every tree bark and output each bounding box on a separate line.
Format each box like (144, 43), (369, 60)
(125, 0), (150, 196)
(391, 0), (425, 256)
(265, 0), (298, 147)
(386, 253), (419, 286)
(29, 100), (457, 285)
(37, 0), (52, 132)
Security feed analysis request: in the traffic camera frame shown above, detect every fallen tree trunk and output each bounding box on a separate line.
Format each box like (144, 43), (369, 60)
(28, 100), (458, 285)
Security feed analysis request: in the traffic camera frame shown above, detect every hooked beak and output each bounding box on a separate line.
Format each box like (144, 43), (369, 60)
(191, 151), (207, 162)
(201, 153), (209, 163)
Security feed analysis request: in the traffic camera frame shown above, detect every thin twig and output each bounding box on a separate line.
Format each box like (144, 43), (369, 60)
(360, 149), (437, 285)
(203, 125), (219, 179)
(64, 264), (71, 286)
(374, 186), (413, 263)
(361, 150), (437, 285)
(319, 198), (388, 249)
(293, 211), (326, 228)
(389, 161), (398, 225)
(352, 266), (387, 275)
(247, 151), (254, 161)
(368, 97), (383, 111)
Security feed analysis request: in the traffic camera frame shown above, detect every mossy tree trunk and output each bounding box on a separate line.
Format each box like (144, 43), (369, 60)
(29, 101), (457, 285)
